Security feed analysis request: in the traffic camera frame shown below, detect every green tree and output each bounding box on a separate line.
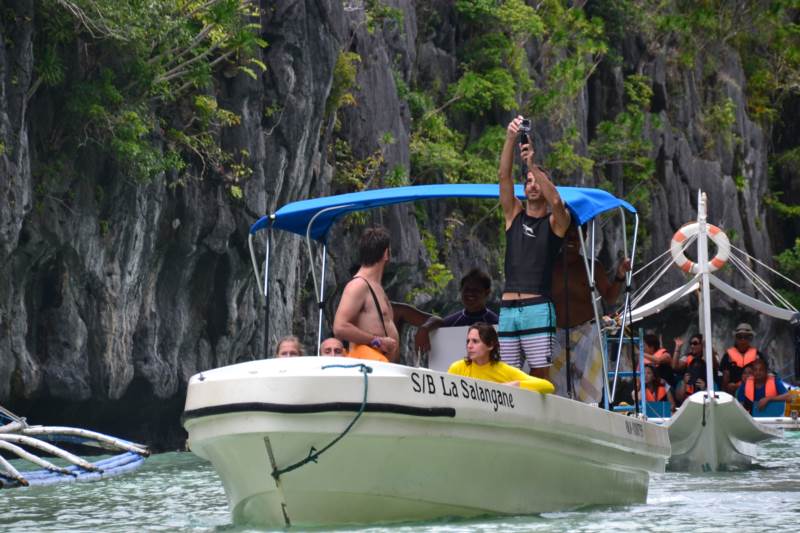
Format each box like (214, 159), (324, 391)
(32, 0), (266, 187)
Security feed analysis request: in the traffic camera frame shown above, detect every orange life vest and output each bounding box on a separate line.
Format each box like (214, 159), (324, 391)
(646, 384), (668, 402)
(685, 382), (695, 395)
(347, 344), (389, 363)
(685, 354), (695, 366)
(744, 376), (777, 402)
(726, 347), (757, 368)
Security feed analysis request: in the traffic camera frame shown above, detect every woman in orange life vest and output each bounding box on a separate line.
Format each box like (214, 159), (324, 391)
(736, 358), (791, 414)
(672, 333), (720, 373)
(721, 323), (766, 394)
(638, 365), (676, 413)
(641, 333), (675, 386)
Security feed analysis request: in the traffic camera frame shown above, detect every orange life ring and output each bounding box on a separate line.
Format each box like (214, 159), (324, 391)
(670, 223), (730, 274)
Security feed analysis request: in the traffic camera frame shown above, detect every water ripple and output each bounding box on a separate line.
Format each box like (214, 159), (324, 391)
(1, 432), (797, 532)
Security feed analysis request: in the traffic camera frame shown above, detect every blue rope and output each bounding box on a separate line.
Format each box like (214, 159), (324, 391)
(271, 363), (372, 480)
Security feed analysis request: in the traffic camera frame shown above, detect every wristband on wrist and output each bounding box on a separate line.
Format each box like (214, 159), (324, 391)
(370, 337), (382, 349)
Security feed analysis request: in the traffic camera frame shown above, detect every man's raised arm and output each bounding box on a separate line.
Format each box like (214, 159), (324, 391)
(499, 116), (524, 228)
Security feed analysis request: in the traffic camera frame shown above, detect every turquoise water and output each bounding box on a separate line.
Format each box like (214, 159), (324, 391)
(2, 432), (798, 532)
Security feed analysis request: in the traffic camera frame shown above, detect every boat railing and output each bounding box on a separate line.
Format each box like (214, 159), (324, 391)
(605, 328), (646, 417)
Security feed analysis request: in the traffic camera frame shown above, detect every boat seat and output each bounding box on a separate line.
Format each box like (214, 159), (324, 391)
(752, 401), (786, 417)
(645, 401), (671, 418)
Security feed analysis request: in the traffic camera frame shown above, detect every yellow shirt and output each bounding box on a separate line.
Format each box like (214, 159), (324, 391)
(448, 359), (555, 394)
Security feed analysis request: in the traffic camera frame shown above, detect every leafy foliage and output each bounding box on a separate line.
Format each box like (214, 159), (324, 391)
(589, 75), (657, 201)
(364, 0), (404, 34)
(326, 51), (361, 119)
(703, 96), (738, 154)
(33, 0), (266, 190)
(450, 0), (543, 115)
(529, 1), (608, 121)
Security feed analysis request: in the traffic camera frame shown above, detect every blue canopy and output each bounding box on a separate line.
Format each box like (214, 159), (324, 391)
(250, 183), (635, 241)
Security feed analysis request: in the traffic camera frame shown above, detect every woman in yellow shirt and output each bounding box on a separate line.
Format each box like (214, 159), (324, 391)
(448, 323), (554, 394)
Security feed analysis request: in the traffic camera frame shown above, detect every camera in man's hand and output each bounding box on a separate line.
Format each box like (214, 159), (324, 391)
(519, 118), (531, 144)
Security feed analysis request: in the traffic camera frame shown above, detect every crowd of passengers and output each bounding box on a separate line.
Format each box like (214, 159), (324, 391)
(612, 324), (795, 415)
(273, 277), (795, 415)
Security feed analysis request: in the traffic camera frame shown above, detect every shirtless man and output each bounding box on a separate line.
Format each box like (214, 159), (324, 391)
(498, 116), (571, 379)
(333, 227), (399, 362)
(550, 224), (630, 400)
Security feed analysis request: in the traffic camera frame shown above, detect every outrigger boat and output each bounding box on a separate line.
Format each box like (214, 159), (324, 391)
(183, 184), (670, 528)
(622, 190), (799, 471)
(0, 405), (149, 488)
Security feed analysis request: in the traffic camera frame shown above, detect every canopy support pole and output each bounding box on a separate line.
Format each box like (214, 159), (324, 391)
(612, 212), (639, 403)
(578, 222), (611, 409)
(264, 229), (272, 358)
(305, 207), (343, 356)
(316, 244), (328, 355)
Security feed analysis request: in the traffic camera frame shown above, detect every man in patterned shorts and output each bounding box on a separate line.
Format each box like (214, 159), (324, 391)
(497, 116), (571, 379)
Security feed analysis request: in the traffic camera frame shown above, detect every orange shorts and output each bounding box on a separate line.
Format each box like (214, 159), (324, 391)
(347, 344), (389, 363)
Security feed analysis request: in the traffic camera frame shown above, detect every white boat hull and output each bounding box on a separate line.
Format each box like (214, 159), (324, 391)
(663, 391), (781, 472)
(183, 357), (669, 527)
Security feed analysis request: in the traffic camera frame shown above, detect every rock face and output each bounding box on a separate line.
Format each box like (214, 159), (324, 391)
(0, 2), (796, 448)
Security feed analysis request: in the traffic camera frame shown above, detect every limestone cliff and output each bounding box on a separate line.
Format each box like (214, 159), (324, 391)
(0, 0), (796, 448)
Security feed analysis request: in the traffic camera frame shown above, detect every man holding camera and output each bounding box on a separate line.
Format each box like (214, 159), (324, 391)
(497, 116), (571, 379)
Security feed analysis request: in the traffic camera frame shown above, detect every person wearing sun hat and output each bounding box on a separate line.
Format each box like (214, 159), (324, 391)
(721, 323), (766, 394)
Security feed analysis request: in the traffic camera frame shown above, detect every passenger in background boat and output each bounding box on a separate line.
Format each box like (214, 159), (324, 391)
(412, 269), (499, 352)
(721, 323), (766, 394)
(642, 365), (675, 412)
(334, 227), (400, 362)
(497, 116), (571, 379)
(736, 358), (791, 414)
(276, 336), (304, 357)
(673, 334), (720, 405)
(550, 223), (631, 401)
(448, 323), (555, 393)
(320, 337), (346, 356)
(675, 365), (707, 405)
(641, 334), (674, 386)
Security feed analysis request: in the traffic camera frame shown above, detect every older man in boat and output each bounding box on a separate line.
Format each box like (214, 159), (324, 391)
(333, 227), (399, 362)
(498, 116), (571, 379)
(721, 323), (766, 394)
(319, 337), (346, 356)
(448, 322), (554, 393)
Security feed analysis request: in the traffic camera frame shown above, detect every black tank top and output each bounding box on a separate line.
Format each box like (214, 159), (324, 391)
(504, 211), (564, 295)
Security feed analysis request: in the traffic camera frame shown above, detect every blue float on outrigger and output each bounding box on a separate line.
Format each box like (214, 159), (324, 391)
(0, 405), (149, 488)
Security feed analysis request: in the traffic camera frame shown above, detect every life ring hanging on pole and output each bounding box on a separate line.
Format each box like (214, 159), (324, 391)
(670, 222), (730, 274)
